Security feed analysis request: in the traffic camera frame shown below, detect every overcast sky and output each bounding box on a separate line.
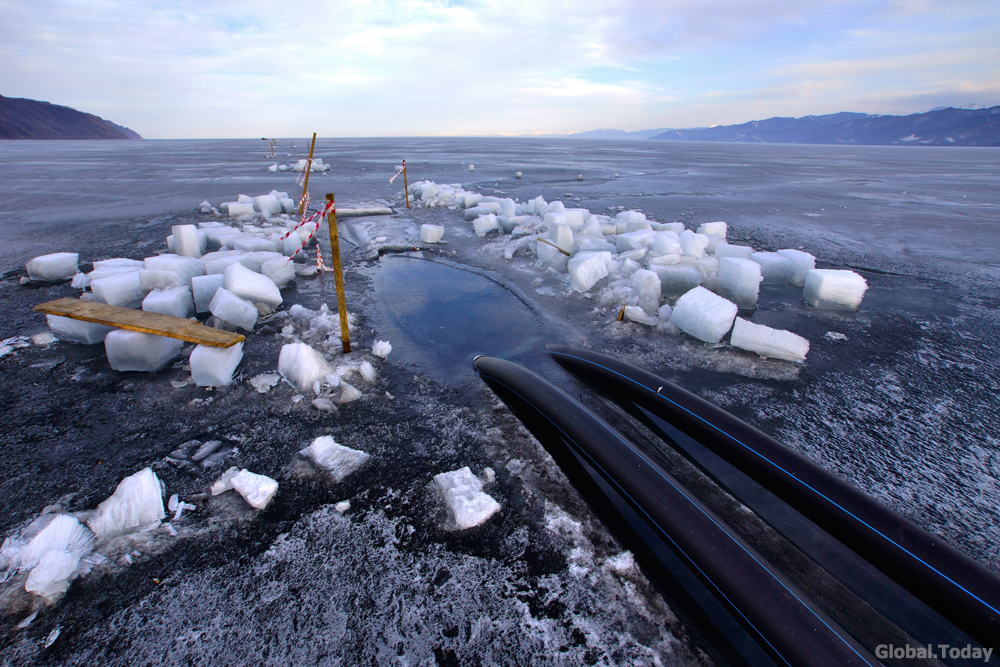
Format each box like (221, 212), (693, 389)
(2, 0), (997, 139)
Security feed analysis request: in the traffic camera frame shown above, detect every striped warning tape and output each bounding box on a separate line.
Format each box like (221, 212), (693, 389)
(389, 160), (406, 184)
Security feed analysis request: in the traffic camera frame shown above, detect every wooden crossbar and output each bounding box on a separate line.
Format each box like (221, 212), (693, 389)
(34, 298), (245, 348)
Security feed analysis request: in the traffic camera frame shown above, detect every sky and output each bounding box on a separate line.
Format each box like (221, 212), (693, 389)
(1, 0), (998, 139)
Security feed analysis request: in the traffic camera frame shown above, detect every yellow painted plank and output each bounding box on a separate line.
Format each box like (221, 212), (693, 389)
(34, 297), (245, 348)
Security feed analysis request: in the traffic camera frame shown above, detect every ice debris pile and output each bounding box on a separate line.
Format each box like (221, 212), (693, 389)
(403, 180), (872, 362)
(27, 189), (336, 384)
(266, 157), (331, 173)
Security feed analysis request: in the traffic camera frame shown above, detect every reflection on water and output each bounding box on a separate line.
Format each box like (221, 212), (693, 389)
(375, 255), (544, 381)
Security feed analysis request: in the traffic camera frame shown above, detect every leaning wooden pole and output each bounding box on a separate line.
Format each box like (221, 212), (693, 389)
(403, 159), (410, 209)
(325, 193), (351, 353)
(299, 132), (317, 216)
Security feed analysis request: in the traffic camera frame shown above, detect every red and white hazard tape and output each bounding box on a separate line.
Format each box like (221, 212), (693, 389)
(389, 160), (406, 184)
(283, 199), (336, 263)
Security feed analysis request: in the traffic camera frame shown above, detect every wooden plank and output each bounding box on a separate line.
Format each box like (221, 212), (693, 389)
(34, 298), (245, 348)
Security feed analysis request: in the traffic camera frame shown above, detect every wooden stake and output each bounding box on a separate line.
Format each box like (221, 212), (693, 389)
(299, 132), (317, 217)
(403, 159), (410, 209)
(326, 193), (351, 353)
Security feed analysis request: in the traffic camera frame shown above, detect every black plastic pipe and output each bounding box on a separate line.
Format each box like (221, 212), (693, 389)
(474, 355), (880, 667)
(547, 344), (1000, 651)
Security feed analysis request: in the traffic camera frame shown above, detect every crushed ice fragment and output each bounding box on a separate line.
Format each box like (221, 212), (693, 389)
(249, 372), (281, 393)
(44, 627), (61, 649)
(31, 332), (56, 346)
(27, 551), (79, 602)
(334, 500), (351, 513)
(825, 331), (848, 341)
(210, 466), (241, 495)
(88, 468), (166, 538)
(371, 340), (392, 358)
(336, 382), (362, 403)
(300, 435), (371, 482)
(433, 467), (501, 530)
(231, 470), (279, 510)
(312, 398), (336, 412)
(279, 343), (335, 393)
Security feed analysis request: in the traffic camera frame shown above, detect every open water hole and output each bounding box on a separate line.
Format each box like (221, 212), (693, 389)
(372, 254), (551, 384)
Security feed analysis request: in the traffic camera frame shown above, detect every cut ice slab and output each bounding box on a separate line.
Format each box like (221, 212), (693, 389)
(26, 252), (78, 282)
(420, 224), (445, 244)
(190, 342), (243, 387)
(300, 435), (370, 482)
(567, 251), (612, 293)
(433, 467), (500, 530)
(46, 315), (114, 345)
(105, 329), (184, 372)
(669, 286), (738, 344)
(730, 318), (809, 362)
(224, 261), (282, 307)
(804, 269), (868, 310)
(88, 468), (165, 538)
(209, 287), (257, 331)
(231, 470), (278, 510)
(142, 285), (194, 319)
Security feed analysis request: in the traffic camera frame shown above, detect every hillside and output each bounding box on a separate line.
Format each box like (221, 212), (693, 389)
(0, 95), (141, 140)
(648, 107), (1000, 146)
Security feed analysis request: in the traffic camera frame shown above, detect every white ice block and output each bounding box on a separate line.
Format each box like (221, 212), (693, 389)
(616, 230), (655, 253)
(231, 469), (278, 510)
(615, 210), (647, 224)
(191, 274), (225, 313)
(171, 224), (202, 258)
(624, 305), (660, 326)
(473, 214), (499, 237)
(261, 257), (295, 288)
(46, 315), (113, 344)
(715, 243), (754, 260)
(669, 286), (739, 343)
(433, 467), (500, 530)
(142, 286), (194, 318)
(253, 194), (283, 216)
(232, 237), (278, 253)
(228, 202), (256, 217)
(803, 269), (868, 310)
(698, 221), (727, 238)
(300, 435), (370, 482)
(190, 342), (243, 386)
(278, 342), (334, 393)
(139, 269), (184, 292)
(651, 264), (705, 297)
(26, 253), (79, 282)
(88, 468), (165, 538)
(777, 249), (816, 287)
(143, 255), (206, 285)
(93, 258), (143, 270)
(223, 261), (282, 307)
(730, 318), (810, 361)
(420, 224), (445, 243)
(631, 269), (661, 315)
(372, 340), (392, 358)
(751, 252), (795, 284)
(105, 330), (184, 372)
(716, 257), (763, 310)
(90, 271), (145, 309)
(680, 230), (710, 258)
(209, 287), (257, 331)
(652, 231), (682, 257)
(567, 251), (612, 293)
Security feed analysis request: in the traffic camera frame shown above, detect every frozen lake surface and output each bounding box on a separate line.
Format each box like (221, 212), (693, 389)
(0, 138), (998, 665)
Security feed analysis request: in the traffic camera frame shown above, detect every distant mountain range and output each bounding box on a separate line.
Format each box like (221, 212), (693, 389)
(0, 95), (141, 140)
(559, 106), (1000, 147)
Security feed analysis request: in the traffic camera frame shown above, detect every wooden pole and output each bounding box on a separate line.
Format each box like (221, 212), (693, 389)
(326, 193), (351, 353)
(299, 132), (317, 216)
(403, 159), (410, 209)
